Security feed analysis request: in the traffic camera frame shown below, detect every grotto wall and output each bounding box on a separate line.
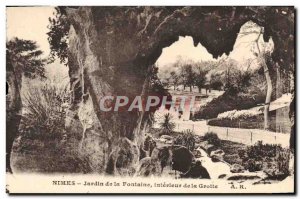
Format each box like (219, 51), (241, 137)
(64, 6), (294, 174)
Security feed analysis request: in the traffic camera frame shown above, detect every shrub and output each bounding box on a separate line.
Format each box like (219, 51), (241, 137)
(20, 80), (70, 140)
(193, 91), (265, 120)
(217, 109), (261, 120)
(243, 141), (290, 177)
(208, 116), (264, 129)
(262, 148), (290, 179)
(224, 154), (243, 165)
(203, 132), (220, 147)
(207, 112), (280, 132)
(245, 158), (263, 172)
(246, 141), (280, 160)
(237, 149), (247, 159)
(174, 130), (196, 151)
(159, 113), (175, 135)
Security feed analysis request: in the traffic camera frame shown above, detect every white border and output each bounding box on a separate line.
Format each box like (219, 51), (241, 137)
(0, 0), (298, 6)
(1, 1), (299, 199)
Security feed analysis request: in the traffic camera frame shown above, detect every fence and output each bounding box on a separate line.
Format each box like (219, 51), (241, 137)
(174, 121), (290, 148)
(206, 107), (292, 134)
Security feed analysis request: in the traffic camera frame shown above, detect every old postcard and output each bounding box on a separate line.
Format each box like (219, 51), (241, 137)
(6, 6), (295, 194)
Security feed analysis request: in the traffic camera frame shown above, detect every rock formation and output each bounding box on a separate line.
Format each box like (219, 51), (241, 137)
(61, 6), (294, 174)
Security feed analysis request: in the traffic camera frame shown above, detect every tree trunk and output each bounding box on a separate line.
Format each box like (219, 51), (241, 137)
(6, 67), (22, 173)
(276, 64), (282, 98)
(262, 59), (272, 130)
(275, 63), (283, 132)
(198, 86), (201, 93)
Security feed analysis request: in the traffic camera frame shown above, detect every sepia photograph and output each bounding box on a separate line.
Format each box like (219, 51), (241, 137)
(5, 5), (295, 194)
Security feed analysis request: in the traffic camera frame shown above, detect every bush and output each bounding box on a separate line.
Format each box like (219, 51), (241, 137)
(174, 130), (196, 151)
(245, 158), (263, 172)
(203, 132), (220, 147)
(20, 80), (70, 140)
(208, 110), (282, 133)
(246, 141), (280, 160)
(262, 149), (290, 179)
(159, 113), (175, 135)
(224, 154), (243, 165)
(193, 91), (265, 120)
(217, 109), (261, 120)
(242, 141), (290, 177)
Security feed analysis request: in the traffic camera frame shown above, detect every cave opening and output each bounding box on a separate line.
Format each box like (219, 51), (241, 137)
(153, 36), (218, 121)
(151, 21), (276, 126)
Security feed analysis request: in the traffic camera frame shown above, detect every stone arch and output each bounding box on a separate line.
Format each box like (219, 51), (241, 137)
(65, 6), (294, 174)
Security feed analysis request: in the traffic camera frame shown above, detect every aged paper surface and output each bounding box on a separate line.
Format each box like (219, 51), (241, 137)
(6, 174), (294, 194)
(6, 6), (295, 194)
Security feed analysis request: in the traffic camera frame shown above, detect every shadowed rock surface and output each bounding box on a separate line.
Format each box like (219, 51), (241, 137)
(181, 161), (211, 179)
(151, 146), (172, 172)
(172, 146), (193, 173)
(136, 157), (162, 177)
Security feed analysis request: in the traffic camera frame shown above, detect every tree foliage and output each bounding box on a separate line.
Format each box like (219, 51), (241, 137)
(6, 37), (46, 79)
(194, 64), (209, 92)
(47, 7), (70, 65)
(180, 64), (195, 91)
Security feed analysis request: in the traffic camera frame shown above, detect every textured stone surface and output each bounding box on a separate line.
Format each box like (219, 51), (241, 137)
(64, 6), (294, 174)
(172, 146), (193, 173)
(136, 157), (162, 177)
(210, 149), (225, 162)
(151, 146), (172, 172)
(181, 161), (211, 179)
(230, 163), (245, 173)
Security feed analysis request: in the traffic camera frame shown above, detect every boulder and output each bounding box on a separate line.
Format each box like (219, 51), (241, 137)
(165, 140), (173, 145)
(80, 133), (108, 172)
(157, 136), (173, 144)
(136, 157), (161, 177)
(227, 172), (267, 181)
(181, 161), (210, 179)
(115, 138), (139, 176)
(194, 148), (202, 158)
(210, 149), (225, 162)
(218, 174), (227, 179)
(199, 141), (214, 152)
(158, 138), (167, 143)
(230, 164), (245, 173)
(151, 146), (172, 172)
(194, 135), (202, 143)
(210, 149), (225, 156)
(263, 161), (289, 180)
(194, 143), (201, 149)
(143, 135), (156, 156)
(172, 146), (193, 173)
(160, 135), (173, 140)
